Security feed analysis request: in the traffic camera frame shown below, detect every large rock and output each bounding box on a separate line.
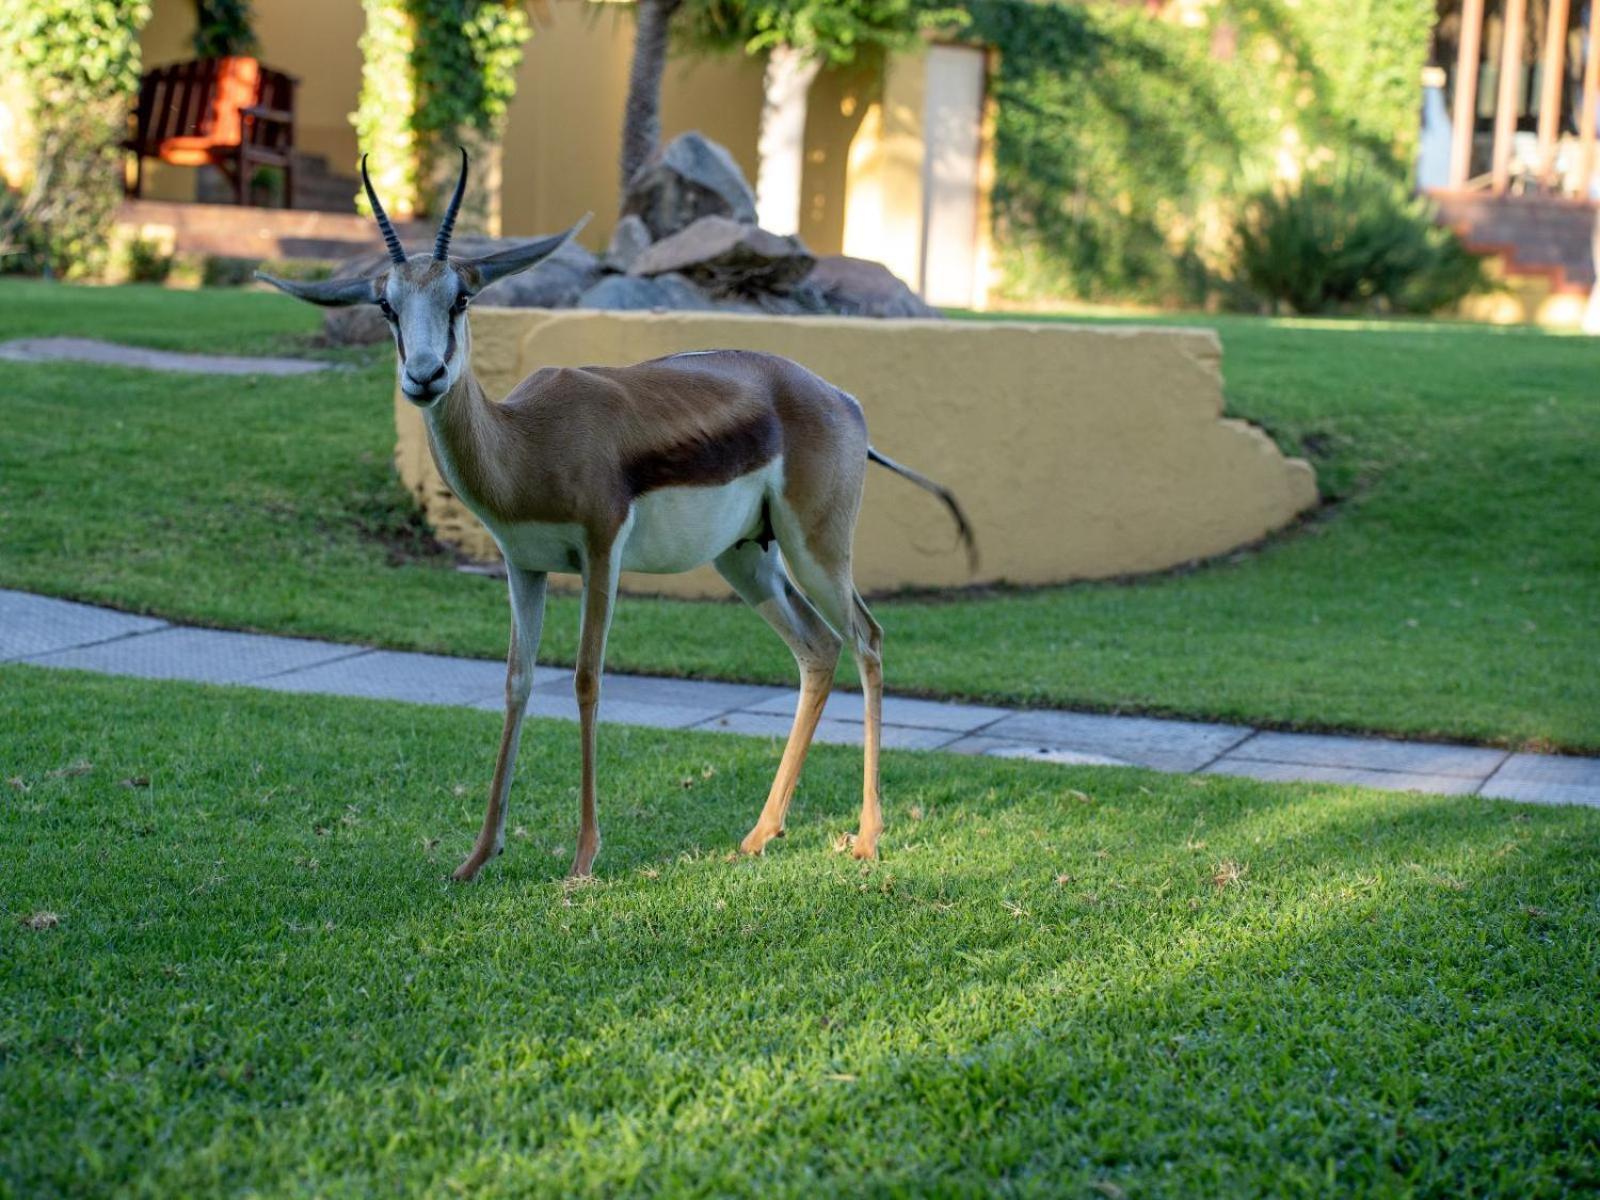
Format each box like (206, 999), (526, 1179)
(577, 272), (724, 312)
(630, 215), (815, 296)
(622, 132), (758, 239)
(577, 275), (672, 311)
(806, 255), (938, 318)
(476, 239), (602, 308)
(602, 214), (653, 273)
(651, 273), (724, 311)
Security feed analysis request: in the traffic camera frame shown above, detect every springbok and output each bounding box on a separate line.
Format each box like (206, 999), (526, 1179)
(259, 151), (974, 881)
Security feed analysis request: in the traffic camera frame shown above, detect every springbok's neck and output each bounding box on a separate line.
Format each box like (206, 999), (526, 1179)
(421, 347), (507, 516)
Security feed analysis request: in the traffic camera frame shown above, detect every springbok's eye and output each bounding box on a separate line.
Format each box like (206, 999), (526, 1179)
(451, 293), (470, 316)
(377, 296), (396, 321)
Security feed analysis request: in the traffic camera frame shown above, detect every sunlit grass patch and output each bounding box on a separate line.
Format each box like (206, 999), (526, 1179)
(4, 667), (1597, 1195)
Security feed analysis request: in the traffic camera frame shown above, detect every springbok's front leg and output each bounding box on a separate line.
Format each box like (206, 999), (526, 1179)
(454, 567), (548, 883)
(570, 543), (621, 877)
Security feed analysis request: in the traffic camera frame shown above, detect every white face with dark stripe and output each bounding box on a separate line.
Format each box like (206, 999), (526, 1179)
(380, 260), (471, 406)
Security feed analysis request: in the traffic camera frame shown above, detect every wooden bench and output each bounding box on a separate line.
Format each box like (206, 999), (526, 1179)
(125, 57), (297, 207)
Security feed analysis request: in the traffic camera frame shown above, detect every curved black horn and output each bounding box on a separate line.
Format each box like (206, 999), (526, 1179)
(434, 147), (469, 261)
(362, 154), (407, 266)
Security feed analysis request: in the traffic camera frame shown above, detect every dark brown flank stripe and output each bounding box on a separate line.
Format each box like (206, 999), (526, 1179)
(622, 410), (782, 498)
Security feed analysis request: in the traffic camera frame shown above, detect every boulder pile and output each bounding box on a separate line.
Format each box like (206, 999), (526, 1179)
(323, 131), (936, 345)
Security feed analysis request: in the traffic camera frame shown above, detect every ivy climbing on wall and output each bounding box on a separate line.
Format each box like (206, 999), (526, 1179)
(964, 0), (1437, 305)
(0, 0), (152, 277)
(193, 0), (257, 59)
(353, 0), (532, 227)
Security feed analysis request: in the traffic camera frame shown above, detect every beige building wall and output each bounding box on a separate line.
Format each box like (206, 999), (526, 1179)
(840, 45), (996, 309)
(394, 309), (1318, 599)
(500, 2), (765, 244)
(120, 2), (989, 287)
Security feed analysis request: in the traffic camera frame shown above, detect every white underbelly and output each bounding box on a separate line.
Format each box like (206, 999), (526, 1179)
(620, 461), (779, 574)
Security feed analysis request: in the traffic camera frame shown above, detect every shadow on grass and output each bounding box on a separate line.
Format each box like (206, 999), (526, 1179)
(5, 668), (1597, 1194)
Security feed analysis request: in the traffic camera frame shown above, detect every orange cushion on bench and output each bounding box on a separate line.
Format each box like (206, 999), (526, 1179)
(157, 56), (261, 161)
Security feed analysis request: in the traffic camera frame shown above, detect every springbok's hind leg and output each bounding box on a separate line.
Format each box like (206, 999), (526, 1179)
(848, 590), (885, 859)
(714, 541), (842, 854)
(454, 567), (548, 883)
(772, 532), (886, 861)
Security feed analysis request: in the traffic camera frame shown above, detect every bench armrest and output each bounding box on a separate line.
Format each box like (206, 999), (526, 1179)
(240, 105), (293, 125)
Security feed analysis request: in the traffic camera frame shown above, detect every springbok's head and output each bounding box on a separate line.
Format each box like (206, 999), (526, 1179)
(258, 150), (587, 405)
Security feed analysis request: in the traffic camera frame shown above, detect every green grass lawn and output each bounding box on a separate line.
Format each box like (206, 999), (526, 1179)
(4, 666), (1597, 1195)
(2, 278), (1597, 749)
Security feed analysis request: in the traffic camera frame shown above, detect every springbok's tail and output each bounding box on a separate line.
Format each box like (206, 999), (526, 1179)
(867, 447), (979, 573)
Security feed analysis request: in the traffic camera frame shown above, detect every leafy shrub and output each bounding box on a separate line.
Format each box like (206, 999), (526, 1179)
(194, 0), (257, 58)
(1231, 164), (1488, 315)
(0, 1), (151, 279)
(123, 237), (172, 283)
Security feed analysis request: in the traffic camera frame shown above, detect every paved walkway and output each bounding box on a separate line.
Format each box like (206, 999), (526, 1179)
(4, 588), (1596, 808)
(0, 337), (335, 376)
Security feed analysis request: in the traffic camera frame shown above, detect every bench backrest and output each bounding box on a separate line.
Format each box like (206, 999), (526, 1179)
(130, 58), (294, 153)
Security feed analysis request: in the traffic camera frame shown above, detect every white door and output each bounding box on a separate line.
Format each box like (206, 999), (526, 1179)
(920, 44), (986, 309)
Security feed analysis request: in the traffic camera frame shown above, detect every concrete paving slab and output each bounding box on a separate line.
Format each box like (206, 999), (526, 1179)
(1476, 780), (1600, 807)
(941, 734), (1132, 766)
(469, 690), (730, 731)
(1, 589), (168, 660)
(743, 689), (1012, 732)
(692, 711), (961, 751)
(1204, 757), (1480, 795)
(259, 649), (503, 705)
(1480, 754), (1600, 807)
(530, 670), (786, 714)
(9, 588), (1599, 813)
(0, 336), (334, 376)
(1228, 731), (1506, 778)
(26, 626), (357, 684)
(980, 710), (1250, 772)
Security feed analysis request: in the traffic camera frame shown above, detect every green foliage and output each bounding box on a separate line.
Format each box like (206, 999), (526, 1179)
(970, 0), (1439, 305)
(193, 0), (256, 59)
(411, 0), (531, 136)
(353, 0), (531, 217)
(1215, 0), (1436, 163)
(121, 236), (172, 283)
(681, 0), (966, 64)
(966, 1), (1255, 304)
(0, 0), (151, 278)
(1233, 162), (1488, 315)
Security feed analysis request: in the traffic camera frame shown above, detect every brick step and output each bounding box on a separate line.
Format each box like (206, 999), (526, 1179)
(118, 198), (426, 262)
(1431, 190), (1596, 293)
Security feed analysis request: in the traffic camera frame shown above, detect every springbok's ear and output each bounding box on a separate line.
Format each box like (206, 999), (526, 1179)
(255, 271), (380, 308)
(458, 215), (592, 293)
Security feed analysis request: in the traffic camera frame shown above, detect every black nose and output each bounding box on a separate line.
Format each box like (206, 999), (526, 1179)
(405, 359), (447, 388)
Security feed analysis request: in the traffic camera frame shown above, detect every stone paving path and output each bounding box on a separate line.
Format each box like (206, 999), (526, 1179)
(4, 588), (1597, 808)
(0, 337), (334, 376)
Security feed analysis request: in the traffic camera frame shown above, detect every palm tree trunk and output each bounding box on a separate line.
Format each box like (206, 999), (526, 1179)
(620, 0), (683, 200)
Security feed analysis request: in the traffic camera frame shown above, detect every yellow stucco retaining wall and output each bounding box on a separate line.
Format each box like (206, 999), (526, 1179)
(394, 310), (1318, 598)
